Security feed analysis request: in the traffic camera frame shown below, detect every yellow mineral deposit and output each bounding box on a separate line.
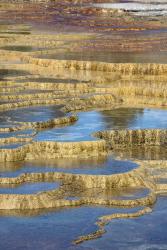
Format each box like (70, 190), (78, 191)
(0, 21), (166, 246)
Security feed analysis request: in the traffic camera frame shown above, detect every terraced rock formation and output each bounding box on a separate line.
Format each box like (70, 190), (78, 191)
(0, 9), (167, 246)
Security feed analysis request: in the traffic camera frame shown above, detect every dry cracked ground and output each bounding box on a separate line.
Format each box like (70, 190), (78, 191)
(0, 0), (167, 249)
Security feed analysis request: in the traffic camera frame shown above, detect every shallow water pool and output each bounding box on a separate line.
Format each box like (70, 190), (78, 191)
(0, 182), (59, 194)
(35, 107), (167, 142)
(0, 156), (138, 177)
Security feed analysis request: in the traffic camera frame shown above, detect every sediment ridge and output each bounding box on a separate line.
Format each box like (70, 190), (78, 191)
(0, 114), (77, 132)
(0, 140), (107, 162)
(0, 23), (167, 246)
(22, 57), (167, 75)
(94, 129), (167, 147)
(0, 164), (157, 210)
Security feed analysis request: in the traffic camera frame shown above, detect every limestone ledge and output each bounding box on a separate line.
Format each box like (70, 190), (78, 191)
(0, 165), (157, 210)
(123, 96), (167, 106)
(20, 81), (92, 92)
(0, 98), (65, 112)
(0, 191), (156, 211)
(94, 81), (167, 99)
(0, 86), (26, 93)
(0, 92), (66, 101)
(0, 137), (33, 145)
(0, 128), (166, 163)
(0, 166), (147, 188)
(94, 129), (167, 147)
(1, 82), (166, 108)
(0, 140), (107, 162)
(138, 161), (167, 194)
(0, 80), (92, 92)
(72, 161), (167, 244)
(0, 114), (77, 133)
(22, 57), (167, 75)
(62, 94), (122, 112)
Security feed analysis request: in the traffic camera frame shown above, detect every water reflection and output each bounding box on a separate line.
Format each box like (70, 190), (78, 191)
(113, 145), (167, 160)
(0, 205), (143, 249)
(35, 107), (167, 142)
(0, 156), (137, 177)
(75, 186), (149, 200)
(0, 129), (35, 139)
(0, 69), (30, 80)
(100, 108), (167, 130)
(39, 50), (167, 64)
(17, 77), (86, 84)
(0, 105), (64, 126)
(0, 143), (25, 149)
(0, 46), (34, 52)
(84, 196), (167, 250)
(0, 182), (59, 194)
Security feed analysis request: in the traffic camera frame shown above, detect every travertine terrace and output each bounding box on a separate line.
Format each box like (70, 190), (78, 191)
(0, 0), (167, 248)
